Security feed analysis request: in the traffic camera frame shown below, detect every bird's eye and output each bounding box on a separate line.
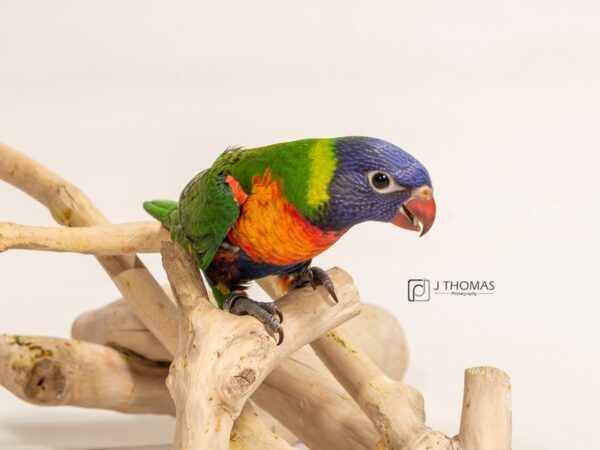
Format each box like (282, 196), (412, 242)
(367, 171), (405, 193)
(371, 172), (389, 189)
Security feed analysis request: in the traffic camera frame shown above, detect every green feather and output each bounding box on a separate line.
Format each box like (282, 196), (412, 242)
(226, 138), (337, 220)
(178, 166), (240, 270)
(143, 200), (178, 229)
(143, 138), (339, 271)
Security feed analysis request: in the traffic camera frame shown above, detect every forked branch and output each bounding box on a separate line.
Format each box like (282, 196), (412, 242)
(311, 329), (511, 450)
(72, 296), (408, 449)
(160, 241), (361, 450)
(0, 141), (178, 352)
(0, 140), (511, 450)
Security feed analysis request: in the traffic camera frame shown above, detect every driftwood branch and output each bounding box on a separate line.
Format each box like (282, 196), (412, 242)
(0, 221), (168, 254)
(0, 141), (178, 353)
(0, 335), (172, 414)
(312, 329), (428, 448)
(1, 140), (512, 449)
(311, 328), (511, 450)
(257, 274), (512, 449)
(161, 241), (361, 449)
(1, 141), (309, 446)
(458, 367), (512, 450)
(253, 347), (380, 449)
(72, 296), (408, 378)
(72, 298), (173, 362)
(72, 297), (408, 449)
(0, 335), (296, 448)
(231, 402), (295, 450)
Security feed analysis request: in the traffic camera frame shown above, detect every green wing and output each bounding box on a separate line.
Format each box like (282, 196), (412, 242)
(143, 199), (179, 229)
(178, 166), (241, 270)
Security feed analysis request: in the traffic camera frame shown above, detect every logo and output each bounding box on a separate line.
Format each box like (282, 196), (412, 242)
(408, 278), (430, 301)
(408, 278), (495, 301)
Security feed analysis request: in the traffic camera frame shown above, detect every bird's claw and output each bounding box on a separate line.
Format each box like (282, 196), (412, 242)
(258, 300), (284, 324)
(294, 266), (338, 303)
(224, 292), (284, 345)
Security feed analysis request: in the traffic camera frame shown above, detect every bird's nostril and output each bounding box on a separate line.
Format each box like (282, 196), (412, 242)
(415, 186), (432, 198)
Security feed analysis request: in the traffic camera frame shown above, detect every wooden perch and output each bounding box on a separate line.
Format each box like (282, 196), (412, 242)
(161, 241), (360, 449)
(253, 347), (380, 449)
(458, 366), (512, 450)
(0, 141), (178, 353)
(73, 296), (409, 449)
(0, 335), (172, 414)
(231, 402), (295, 450)
(311, 328), (511, 450)
(1, 141), (308, 446)
(72, 298), (173, 362)
(0, 221), (167, 254)
(0, 140), (512, 450)
(72, 296), (408, 379)
(0, 335), (296, 449)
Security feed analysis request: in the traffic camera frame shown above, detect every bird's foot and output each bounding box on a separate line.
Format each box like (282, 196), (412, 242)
(223, 291), (284, 345)
(293, 266), (338, 303)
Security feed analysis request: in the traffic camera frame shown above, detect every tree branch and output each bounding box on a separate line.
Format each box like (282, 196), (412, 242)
(311, 328), (511, 450)
(0, 221), (168, 254)
(0, 140), (178, 352)
(160, 241), (361, 450)
(458, 366), (511, 450)
(231, 402), (295, 450)
(0, 335), (297, 449)
(0, 335), (172, 414)
(72, 296), (409, 449)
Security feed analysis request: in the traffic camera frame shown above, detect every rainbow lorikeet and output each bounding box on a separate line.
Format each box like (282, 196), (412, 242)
(144, 136), (435, 344)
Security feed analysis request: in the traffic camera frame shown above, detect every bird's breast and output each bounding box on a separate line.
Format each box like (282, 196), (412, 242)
(227, 169), (342, 266)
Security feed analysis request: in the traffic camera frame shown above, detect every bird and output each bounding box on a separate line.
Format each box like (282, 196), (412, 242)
(144, 136), (435, 344)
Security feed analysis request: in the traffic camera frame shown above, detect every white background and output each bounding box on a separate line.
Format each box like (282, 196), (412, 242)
(1, 1), (599, 449)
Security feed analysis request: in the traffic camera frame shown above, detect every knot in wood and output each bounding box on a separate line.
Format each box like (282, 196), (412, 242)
(24, 358), (66, 404)
(230, 367), (256, 393)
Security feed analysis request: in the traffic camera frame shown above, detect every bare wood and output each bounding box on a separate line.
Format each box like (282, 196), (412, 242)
(72, 296), (408, 378)
(161, 241), (361, 450)
(230, 402), (294, 450)
(458, 367), (511, 450)
(71, 299), (173, 362)
(73, 302), (381, 449)
(0, 141), (178, 352)
(1, 141), (511, 450)
(341, 303), (408, 380)
(0, 330), (300, 439)
(0, 334), (172, 414)
(1, 141), (300, 446)
(311, 328), (511, 450)
(72, 297), (408, 449)
(0, 335), (294, 449)
(0, 142), (106, 226)
(55, 230), (382, 449)
(0, 221), (168, 254)
(253, 347), (380, 450)
(311, 328), (428, 449)
(251, 405), (298, 446)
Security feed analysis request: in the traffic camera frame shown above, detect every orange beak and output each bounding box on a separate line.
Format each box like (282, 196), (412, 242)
(391, 186), (436, 237)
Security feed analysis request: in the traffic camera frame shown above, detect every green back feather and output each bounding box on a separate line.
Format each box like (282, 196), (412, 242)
(143, 200), (178, 229)
(226, 138), (337, 220)
(144, 138), (339, 271)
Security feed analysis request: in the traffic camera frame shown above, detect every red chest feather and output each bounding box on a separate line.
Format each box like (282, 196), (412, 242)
(227, 170), (342, 266)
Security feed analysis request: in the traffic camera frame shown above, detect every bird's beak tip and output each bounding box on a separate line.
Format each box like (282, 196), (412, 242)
(391, 193), (436, 237)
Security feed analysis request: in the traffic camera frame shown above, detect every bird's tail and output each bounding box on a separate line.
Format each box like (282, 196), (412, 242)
(143, 199), (178, 230)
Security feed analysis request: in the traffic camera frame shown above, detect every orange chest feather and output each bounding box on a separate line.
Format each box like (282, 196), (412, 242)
(227, 171), (342, 266)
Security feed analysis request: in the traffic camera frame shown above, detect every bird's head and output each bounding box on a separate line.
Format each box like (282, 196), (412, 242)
(323, 136), (436, 236)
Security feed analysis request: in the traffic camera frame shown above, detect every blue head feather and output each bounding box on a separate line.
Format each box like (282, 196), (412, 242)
(320, 136), (432, 230)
